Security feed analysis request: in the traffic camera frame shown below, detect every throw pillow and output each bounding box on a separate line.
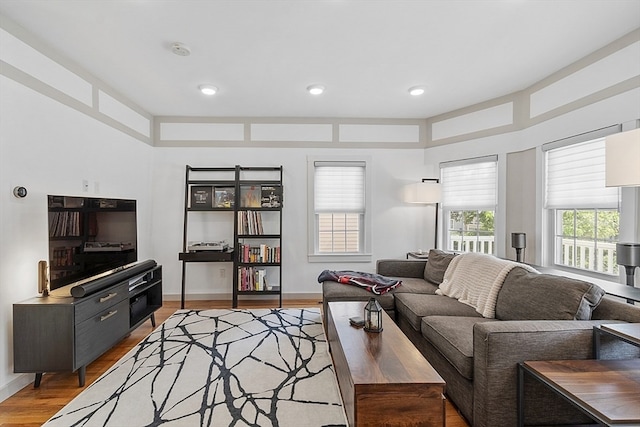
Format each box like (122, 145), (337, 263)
(424, 249), (457, 284)
(495, 267), (606, 321)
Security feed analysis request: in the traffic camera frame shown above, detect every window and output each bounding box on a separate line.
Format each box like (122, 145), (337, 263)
(308, 158), (371, 262)
(554, 209), (619, 274)
(544, 129), (621, 275)
(441, 157), (497, 254)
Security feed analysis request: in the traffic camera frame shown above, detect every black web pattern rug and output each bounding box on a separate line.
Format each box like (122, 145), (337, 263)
(44, 308), (347, 427)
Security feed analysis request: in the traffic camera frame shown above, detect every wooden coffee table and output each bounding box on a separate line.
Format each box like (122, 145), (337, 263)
(326, 301), (445, 427)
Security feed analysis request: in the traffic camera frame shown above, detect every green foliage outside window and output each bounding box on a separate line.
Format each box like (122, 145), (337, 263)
(557, 209), (619, 274)
(448, 210), (495, 254)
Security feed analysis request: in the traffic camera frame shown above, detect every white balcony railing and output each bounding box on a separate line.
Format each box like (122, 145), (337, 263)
(447, 235), (618, 275)
(558, 238), (618, 275)
(448, 235), (495, 255)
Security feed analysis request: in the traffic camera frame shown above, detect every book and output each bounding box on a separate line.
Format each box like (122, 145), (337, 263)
(190, 186), (212, 209)
(214, 187), (235, 208)
(237, 211), (263, 235)
(240, 185), (261, 208)
(261, 186), (283, 208)
(237, 266), (269, 291)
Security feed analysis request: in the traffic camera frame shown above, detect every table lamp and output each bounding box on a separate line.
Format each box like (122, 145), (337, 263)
(511, 232), (526, 263)
(617, 243), (640, 303)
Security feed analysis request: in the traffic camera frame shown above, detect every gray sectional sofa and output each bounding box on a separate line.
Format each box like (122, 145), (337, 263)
(321, 250), (640, 427)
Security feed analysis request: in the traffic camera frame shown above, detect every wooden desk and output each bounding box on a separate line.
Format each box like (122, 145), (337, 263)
(518, 359), (640, 426)
(326, 301), (445, 427)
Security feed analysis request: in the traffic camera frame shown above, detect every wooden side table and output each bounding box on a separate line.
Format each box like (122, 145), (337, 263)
(518, 359), (640, 426)
(406, 251), (429, 260)
(593, 323), (640, 358)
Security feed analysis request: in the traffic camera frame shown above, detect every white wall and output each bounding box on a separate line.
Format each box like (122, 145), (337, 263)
(424, 87), (640, 262)
(0, 75), (154, 400)
(151, 146), (431, 299)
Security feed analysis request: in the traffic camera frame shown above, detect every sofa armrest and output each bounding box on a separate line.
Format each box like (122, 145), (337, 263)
(471, 320), (639, 427)
(376, 259), (426, 278)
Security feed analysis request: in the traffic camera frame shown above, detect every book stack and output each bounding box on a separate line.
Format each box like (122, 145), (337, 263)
(237, 211), (264, 235)
(238, 244), (281, 263)
(237, 267), (268, 291)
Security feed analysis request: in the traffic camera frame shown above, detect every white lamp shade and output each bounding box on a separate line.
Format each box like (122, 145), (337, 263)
(605, 128), (640, 187)
(405, 182), (442, 204)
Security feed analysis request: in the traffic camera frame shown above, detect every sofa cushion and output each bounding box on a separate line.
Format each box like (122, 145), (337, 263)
(421, 316), (498, 380)
(392, 277), (439, 295)
(423, 249), (457, 284)
(321, 280), (395, 311)
(395, 293), (481, 331)
(495, 268), (606, 321)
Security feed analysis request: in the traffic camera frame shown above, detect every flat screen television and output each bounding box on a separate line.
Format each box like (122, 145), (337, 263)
(47, 195), (137, 292)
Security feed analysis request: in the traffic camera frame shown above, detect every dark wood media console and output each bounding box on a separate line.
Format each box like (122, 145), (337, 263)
(13, 261), (162, 387)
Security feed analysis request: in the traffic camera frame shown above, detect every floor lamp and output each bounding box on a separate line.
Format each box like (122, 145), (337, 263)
(605, 128), (640, 303)
(405, 179), (442, 250)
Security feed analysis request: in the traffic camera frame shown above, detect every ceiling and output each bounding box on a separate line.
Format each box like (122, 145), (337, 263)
(1, 0), (639, 119)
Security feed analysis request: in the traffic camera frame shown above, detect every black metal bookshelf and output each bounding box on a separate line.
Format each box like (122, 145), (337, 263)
(179, 165), (283, 308)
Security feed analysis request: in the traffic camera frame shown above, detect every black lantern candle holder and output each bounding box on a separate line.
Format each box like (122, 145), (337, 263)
(364, 298), (383, 332)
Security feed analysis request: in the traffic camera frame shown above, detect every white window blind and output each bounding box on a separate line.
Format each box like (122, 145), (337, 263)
(545, 138), (619, 209)
(314, 162), (365, 213)
(441, 158), (497, 209)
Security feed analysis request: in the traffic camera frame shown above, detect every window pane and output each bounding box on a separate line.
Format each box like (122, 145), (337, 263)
(446, 209), (495, 255)
(317, 213), (360, 253)
(575, 210), (595, 239)
(554, 208), (618, 275)
(597, 210), (619, 241)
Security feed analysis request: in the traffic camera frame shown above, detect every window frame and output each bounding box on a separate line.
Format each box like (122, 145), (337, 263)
(542, 125), (623, 279)
(440, 156), (498, 255)
(307, 156), (372, 263)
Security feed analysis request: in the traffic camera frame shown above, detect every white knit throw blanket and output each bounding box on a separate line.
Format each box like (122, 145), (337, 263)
(436, 252), (538, 318)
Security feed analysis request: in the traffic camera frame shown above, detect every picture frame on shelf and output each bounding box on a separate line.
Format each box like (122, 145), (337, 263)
(214, 187), (235, 208)
(190, 186), (213, 209)
(240, 185), (261, 208)
(261, 185), (283, 208)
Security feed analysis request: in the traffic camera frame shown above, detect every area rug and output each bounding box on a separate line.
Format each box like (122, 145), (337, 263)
(44, 308), (347, 427)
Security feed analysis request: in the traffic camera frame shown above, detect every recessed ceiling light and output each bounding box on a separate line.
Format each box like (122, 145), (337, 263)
(199, 84), (218, 96)
(307, 84), (325, 95)
(408, 86), (426, 96)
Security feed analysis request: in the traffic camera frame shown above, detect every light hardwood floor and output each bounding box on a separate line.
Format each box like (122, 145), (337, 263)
(0, 299), (469, 427)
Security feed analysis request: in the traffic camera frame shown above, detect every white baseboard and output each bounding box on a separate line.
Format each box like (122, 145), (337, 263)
(0, 373), (32, 403)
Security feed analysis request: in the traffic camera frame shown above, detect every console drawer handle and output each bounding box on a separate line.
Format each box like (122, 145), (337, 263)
(100, 310), (117, 322)
(99, 293), (118, 303)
